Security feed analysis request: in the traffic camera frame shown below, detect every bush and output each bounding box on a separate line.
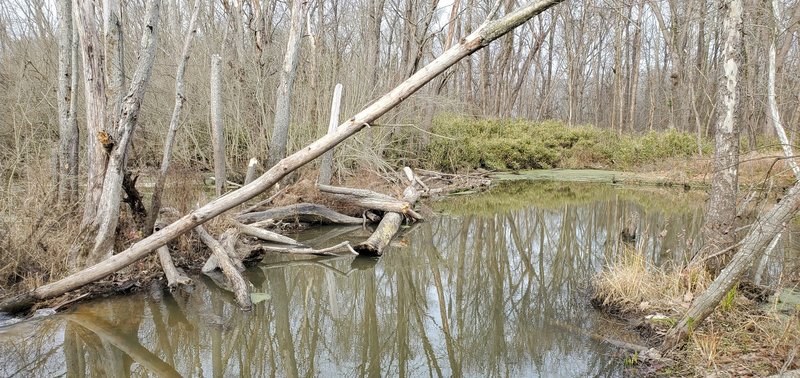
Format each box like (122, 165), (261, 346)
(425, 115), (709, 172)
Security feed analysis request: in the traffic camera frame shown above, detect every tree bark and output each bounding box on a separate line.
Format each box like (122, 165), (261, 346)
(56, 0), (78, 203)
(0, 0), (565, 313)
(145, 0), (201, 234)
(688, 0), (743, 275)
(767, 0), (800, 177)
(267, 0), (306, 168)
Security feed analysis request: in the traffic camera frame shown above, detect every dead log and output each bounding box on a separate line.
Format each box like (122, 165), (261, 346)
(157, 245), (192, 289)
(236, 203), (364, 225)
(235, 222), (304, 246)
(354, 168), (422, 256)
(201, 228), (244, 273)
(0, 0), (564, 313)
(317, 184), (423, 220)
(257, 241), (357, 256)
(195, 225), (252, 310)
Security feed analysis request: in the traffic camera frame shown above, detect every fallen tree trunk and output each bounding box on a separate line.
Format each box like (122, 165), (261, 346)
(157, 245), (192, 289)
(195, 225), (252, 310)
(256, 241), (358, 256)
(354, 168), (421, 256)
(201, 228), (244, 273)
(236, 203), (364, 225)
(235, 222), (304, 246)
(317, 184), (423, 220)
(0, 0), (565, 313)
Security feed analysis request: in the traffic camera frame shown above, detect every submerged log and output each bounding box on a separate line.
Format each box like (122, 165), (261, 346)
(0, 0), (565, 313)
(236, 203), (364, 225)
(354, 168), (422, 256)
(256, 241), (358, 256)
(195, 225), (252, 310)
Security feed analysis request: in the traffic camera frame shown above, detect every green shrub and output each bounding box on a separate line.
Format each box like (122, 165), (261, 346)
(425, 115), (709, 172)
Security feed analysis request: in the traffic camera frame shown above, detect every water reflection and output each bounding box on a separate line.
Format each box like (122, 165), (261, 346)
(0, 182), (708, 377)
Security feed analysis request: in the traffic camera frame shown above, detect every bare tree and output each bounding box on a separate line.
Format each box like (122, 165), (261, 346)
(145, 0), (202, 234)
(68, 0), (162, 269)
(267, 0), (307, 168)
(56, 0), (79, 202)
(687, 0), (743, 275)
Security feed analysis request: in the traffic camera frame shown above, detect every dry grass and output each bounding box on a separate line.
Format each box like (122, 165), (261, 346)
(0, 162), (78, 295)
(592, 248), (711, 315)
(592, 247), (800, 376)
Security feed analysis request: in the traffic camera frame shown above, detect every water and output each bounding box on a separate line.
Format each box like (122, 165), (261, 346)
(0, 182), (725, 377)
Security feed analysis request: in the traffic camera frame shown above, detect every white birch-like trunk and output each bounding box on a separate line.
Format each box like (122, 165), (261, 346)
(688, 0), (742, 275)
(768, 0), (800, 177)
(318, 83), (343, 185)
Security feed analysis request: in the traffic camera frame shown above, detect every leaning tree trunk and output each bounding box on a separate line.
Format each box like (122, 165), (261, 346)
(688, 0), (743, 276)
(0, 0), (566, 313)
(69, 0), (162, 269)
(267, 0), (306, 168)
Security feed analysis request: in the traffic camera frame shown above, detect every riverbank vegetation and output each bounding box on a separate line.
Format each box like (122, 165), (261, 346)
(426, 115), (708, 171)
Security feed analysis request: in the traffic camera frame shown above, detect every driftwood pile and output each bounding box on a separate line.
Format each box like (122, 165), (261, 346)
(161, 167), (430, 310)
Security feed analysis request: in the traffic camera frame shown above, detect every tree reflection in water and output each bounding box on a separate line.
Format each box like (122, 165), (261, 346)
(0, 182), (712, 377)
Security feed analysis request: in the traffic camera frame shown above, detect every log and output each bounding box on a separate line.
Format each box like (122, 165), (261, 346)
(195, 225), (252, 310)
(354, 169), (422, 256)
(236, 203), (364, 225)
(157, 245), (192, 289)
(317, 184), (423, 220)
(0, 0), (565, 313)
(235, 222), (304, 246)
(201, 228), (244, 273)
(257, 241), (357, 256)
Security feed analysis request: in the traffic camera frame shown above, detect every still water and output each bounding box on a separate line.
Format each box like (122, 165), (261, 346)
(0, 182), (718, 377)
